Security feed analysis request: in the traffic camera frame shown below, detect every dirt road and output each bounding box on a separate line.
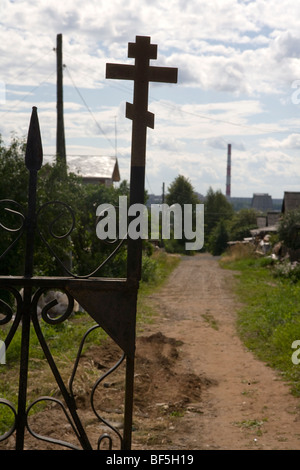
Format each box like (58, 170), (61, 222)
(2, 252), (300, 450)
(135, 253), (300, 450)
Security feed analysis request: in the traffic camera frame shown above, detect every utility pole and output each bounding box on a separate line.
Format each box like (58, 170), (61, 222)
(226, 143), (231, 198)
(56, 33), (66, 166)
(56, 33), (70, 274)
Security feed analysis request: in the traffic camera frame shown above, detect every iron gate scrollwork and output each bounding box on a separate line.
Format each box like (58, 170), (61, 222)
(0, 35), (177, 450)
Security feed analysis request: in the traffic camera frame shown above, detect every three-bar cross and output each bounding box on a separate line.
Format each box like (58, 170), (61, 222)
(106, 35), (178, 279)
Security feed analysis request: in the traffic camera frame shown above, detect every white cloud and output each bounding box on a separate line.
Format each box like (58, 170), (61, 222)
(261, 134), (300, 150)
(1, 0), (300, 198)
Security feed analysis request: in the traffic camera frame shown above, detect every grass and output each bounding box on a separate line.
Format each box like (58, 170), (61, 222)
(220, 245), (300, 397)
(233, 418), (268, 436)
(201, 311), (219, 330)
(137, 251), (181, 330)
(0, 250), (181, 436)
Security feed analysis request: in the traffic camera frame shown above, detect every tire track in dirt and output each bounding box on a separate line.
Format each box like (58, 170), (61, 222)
(141, 253), (300, 450)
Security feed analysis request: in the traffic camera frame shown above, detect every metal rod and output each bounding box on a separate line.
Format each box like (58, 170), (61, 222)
(56, 33), (66, 165)
(16, 164), (38, 449)
(15, 108), (41, 449)
(122, 354), (135, 450)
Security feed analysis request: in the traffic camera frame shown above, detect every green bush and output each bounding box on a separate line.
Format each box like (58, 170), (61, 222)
(141, 255), (157, 282)
(278, 208), (300, 250)
(208, 219), (229, 255)
(273, 260), (300, 283)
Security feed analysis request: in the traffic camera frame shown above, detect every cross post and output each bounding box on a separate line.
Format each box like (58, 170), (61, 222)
(106, 35), (178, 278)
(106, 36), (177, 450)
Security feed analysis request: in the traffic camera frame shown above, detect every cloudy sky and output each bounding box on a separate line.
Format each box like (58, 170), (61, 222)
(1, 0), (300, 199)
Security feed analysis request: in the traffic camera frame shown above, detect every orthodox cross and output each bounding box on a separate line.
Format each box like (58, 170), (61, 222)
(106, 35), (178, 279)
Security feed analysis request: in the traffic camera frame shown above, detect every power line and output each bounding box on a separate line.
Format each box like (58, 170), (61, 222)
(65, 65), (116, 151)
(150, 97), (297, 136)
(0, 69), (56, 119)
(8, 49), (54, 84)
(62, 52), (288, 136)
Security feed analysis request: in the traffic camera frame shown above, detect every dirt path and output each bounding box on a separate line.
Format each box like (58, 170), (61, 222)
(135, 253), (300, 450)
(2, 252), (300, 451)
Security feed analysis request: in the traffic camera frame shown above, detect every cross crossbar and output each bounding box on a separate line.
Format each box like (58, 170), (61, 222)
(106, 35), (178, 132)
(106, 61), (178, 84)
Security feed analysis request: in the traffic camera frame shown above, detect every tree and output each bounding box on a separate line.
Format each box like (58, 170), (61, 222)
(164, 175), (200, 253)
(208, 219), (229, 256)
(204, 187), (233, 249)
(165, 174), (200, 207)
(0, 135), (28, 275)
(278, 208), (300, 250)
(0, 136), (127, 278)
(228, 208), (258, 241)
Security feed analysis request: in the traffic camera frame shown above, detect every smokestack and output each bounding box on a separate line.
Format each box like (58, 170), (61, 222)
(226, 143), (231, 198)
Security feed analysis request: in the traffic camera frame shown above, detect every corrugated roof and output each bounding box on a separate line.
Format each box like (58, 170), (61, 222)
(71, 156), (121, 182)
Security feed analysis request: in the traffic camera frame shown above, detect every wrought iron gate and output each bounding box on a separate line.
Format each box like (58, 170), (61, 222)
(0, 36), (177, 450)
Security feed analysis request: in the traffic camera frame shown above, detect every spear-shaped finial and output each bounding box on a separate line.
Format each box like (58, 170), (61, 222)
(25, 106), (43, 171)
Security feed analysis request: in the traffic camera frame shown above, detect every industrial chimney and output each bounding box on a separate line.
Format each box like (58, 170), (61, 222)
(226, 143), (231, 198)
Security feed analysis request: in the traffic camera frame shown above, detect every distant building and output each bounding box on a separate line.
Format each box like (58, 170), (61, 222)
(146, 194), (163, 207)
(251, 209), (281, 239)
(251, 193), (273, 213)
(267, 211), (280, 226)
(68, 156), (120, 187)
(256, 216), (267, 228)
(281, 191), (300, 213)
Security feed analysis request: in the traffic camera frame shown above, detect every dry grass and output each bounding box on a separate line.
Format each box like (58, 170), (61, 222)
(220, 243), (257, 264)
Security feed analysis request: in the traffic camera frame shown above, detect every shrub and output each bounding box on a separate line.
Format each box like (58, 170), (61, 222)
(278, 208), (300, 250)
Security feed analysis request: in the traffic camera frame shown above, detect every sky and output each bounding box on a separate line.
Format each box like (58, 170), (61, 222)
(1, 0), (300, 200)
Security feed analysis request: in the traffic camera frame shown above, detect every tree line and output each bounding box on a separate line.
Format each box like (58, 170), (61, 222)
(164, 174), (258, 255)
(0, 135), (264, 279)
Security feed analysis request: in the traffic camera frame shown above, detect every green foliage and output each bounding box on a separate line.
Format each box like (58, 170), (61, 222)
(204, 187), (233, 254)
(273, 260), (300, 283)
(0, 135), (28, 275)
(208, 219), (229, 256)
(0, 134), (27, 201)
(204, 187), (233, 237)
(0, 137), (126, 278)
(162, 238), (189, 255)
(223, 256), (300, 396)
(278, 208), (300, 250)
(164, 175), (200, 254)
(228, 208), (258, 241)
(165, 174), (200, 207)
(0, 136), (161, 282)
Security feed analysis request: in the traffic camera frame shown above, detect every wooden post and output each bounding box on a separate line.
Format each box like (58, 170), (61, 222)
(56, 33), (66, 166)
(106, 35), (177, 450)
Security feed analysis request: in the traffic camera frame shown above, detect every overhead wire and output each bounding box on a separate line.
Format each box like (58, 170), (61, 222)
(8, 48), (54, 85)
(149, 96), (298, 136)
(2, 45), (299, 138)
(65, 65), (116, 151)
(0, 69), (56, 119)
(2, 45), (300, 195)
(0, 48), (56, 118)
